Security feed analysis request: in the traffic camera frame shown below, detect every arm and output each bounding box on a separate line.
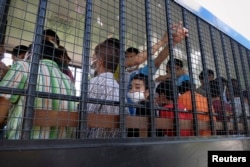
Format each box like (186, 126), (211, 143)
(154, 22), (188, 69)
(125, 33), (168, 67)
(0, 97), (11, 125)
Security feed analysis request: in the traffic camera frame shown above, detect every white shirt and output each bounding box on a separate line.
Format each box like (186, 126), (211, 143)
(87, 72), (120, 138)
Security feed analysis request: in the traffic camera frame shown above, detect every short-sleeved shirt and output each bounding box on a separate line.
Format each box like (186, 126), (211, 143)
(176, 74), (190, 86)
(87, 72), (120, 138)
(0, 59), (76, 139)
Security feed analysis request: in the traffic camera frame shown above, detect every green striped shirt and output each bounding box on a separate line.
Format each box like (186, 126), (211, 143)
(0, 59), (76, 139)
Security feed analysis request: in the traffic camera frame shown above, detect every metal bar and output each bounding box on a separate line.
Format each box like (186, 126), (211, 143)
(231, 39), (248, 134)
(220, 33), (234, 135)
(165, 0), (180, 137)
(182, 8), (199, 136)
(79, 0), (93, 139)
(145, 0), (156, 138)
(119, 0), (126, 138)
(21, 0), (48, 139)
(209, 26), (223, 135)
(0, 0), (10, 44)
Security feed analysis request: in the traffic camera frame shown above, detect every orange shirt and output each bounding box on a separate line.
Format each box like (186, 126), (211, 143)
(178, 91), (210, 121)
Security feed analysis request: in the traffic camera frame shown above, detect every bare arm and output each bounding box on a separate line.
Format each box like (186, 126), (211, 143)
(0, 97), (11, 125)
(154, 22), (188, 69)
(125, 33), (168, 67)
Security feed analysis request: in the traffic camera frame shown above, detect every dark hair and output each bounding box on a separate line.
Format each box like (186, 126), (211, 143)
(95, 39), (120, 73)
(178, 80), (192, 94)
(126, 47), (140, 54)
(12, 45), (28, 57)
(43, 29), (60, 45)
(167, 58), (183, 68)
(40, 40), (62, 61)
(231, 78), (241, 97)
(209, 79), (221, 98)
(156, 80), (174, 101)
(131, 73), (149, 90)
(199, 69), (214, 80)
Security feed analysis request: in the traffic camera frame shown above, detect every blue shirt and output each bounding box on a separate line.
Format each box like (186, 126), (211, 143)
(177, 74), (190, 86)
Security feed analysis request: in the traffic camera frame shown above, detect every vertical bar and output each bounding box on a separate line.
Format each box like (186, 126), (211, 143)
(165, 0), (180, 137)
(0, 0), (10, 44)
(220, 33), (234, 135)
(79, 0), (93, 139)
(238, 45), (249, 135)
(209, 26), (224, 135)
(196, 19), (216, 135)
(182, 8), (199, 136)
(119, 0), (126, 138)
(145, 0), (156, 137)
(21, 0), (48, 139)
(231, 40), (248, 134)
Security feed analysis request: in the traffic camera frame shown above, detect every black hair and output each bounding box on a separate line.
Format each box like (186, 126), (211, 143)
(231, 78), (241, 97)
(199, 69), (214, 80)
(103, 38), (120, 49)
(178, 80), (192, 94)
(126, 47), (140, 54)
(156, 80), (174, 101)
(131, 73), (149, 90)
(167, 58), (183, 68)
(12, 45), (28, 57)
(40, 40), (62, 61)
(43, 29), (60, 45)
(209, 79), (221, 98)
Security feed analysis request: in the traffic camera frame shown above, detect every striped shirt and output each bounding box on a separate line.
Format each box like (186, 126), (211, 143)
(87, 72), (120, 138)
(0, 59), (76, 139)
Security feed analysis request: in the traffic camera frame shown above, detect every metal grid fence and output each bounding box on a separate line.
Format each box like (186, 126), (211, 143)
(0, 0), (249, 140)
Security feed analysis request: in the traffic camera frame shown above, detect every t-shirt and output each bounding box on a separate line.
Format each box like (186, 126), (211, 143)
(0, 60), (76, 139)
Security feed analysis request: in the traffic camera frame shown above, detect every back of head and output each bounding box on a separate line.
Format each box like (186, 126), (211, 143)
(12, 45), (28, 57)
(156, 80), (174, 101)
(131, 73), (149, 90)
(199, 69), (214, 80)
(95, 38), (120, 73)
(43, 29), (60, 45)
(178, 80), (192, 94)
(39, 40), (62, 61)
(167, 58), (183, 68)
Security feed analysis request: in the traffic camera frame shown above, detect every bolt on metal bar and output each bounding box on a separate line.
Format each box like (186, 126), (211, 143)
(21, 0), (48, 139)
(79, 0), (93, 139)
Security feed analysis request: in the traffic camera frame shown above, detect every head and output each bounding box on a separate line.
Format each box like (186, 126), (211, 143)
(38, 40), (62, 62)
(231, 78), (241, 97)
(12, 45), (28, 62)
(127, 74), (149, 103)
(125, 47), (140, 72)
(166, 58), (184, 77)
(58, 46), (71, 65)
(178, 80), (192, 94)
(155, 80), (174, 106)
(43, 29), (60, 46)
(199, 69), (214, 85)
(209, 79), (222, 98)
(91, 38), (120, 75)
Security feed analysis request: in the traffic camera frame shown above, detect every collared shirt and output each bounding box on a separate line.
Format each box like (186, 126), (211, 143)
(87, 72), (120, 138)
(0, 59), (76, 139)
